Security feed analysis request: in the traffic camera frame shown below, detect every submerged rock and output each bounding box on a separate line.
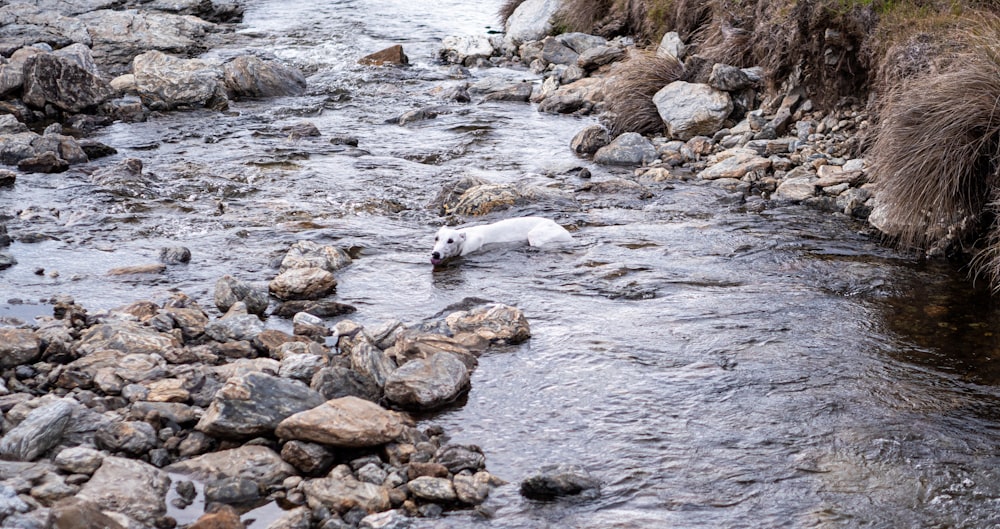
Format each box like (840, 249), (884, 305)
(223, 55), (306, 99)
(519, 464), (600, 500)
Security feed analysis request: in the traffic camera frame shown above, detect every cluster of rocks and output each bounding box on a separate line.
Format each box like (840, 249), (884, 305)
(0, 0), (305, 174)
(0, 239), (533, 529)
(433, 1), (875, 223)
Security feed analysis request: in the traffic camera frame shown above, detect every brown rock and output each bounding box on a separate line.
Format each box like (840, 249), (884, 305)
(107, 263), (167, 275)
(444, 303), (531, 345)
(359, 45), (408, 66)
(49, 498), (126, 529)
(189, 504), (245, 529)
(0, 328), (41, 368)
(276, 396), (409, 448)
(302, 466), (390, 514)
(407, 462), (449, 480)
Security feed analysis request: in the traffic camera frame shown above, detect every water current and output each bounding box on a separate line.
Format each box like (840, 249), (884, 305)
(4, 1), (1000, 527)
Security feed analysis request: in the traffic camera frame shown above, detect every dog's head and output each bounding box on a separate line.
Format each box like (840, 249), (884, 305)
(431, 227), (465, 265)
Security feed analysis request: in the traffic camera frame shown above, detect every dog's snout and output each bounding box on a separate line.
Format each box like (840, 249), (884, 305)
(431, 251), (440, 259)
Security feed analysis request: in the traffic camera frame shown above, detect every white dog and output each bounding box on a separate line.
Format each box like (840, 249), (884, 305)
(430, 216), (572, 265)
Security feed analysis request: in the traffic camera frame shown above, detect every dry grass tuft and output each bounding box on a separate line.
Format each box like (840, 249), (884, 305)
(601, 49), (685, 136)
(554, 0), (614, 34)
(870, 15), (1000, 278)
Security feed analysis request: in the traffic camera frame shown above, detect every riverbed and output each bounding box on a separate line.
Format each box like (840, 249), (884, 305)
(3, 0), (1000, 527)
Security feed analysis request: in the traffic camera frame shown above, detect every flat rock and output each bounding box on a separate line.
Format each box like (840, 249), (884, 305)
(166, 445), (295, 487)
(698, 149), (771, 180)
(276, 396), (409, 448)
(407, 476), (457, 502)
(76, 320), (181, 356)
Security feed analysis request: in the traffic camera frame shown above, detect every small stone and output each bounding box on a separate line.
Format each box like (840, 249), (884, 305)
(54, 446), (104, 475)
(359, 45), (408, 66)
(204, 477), (260, 505)
(158, 247), (191, 264)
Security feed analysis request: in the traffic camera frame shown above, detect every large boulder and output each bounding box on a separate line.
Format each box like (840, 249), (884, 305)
(131, 50), (228, 110)
(504, 0), (561, 46)
(78, 9), (216, 73)
(653, 81), (733, 141)
(222, 55), (306, 99)
(0, 328), (40, 367)
(196, 372), (325, 438)
(21, 48), (113, 112)
(275, 396), (409, 448)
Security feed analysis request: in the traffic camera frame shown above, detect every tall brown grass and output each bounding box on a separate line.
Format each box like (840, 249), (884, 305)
(870, 16), (1000, 284)
(601, 50), (685, 136)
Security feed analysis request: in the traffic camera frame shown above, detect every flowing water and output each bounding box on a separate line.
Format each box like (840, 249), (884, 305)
(4, 1), (1000, 527)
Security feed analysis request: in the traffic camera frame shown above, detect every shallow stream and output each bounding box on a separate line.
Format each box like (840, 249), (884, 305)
(4, 1), (1000, 527)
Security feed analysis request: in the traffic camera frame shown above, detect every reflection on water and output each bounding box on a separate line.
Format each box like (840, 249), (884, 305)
(2, 0), (1000, 527)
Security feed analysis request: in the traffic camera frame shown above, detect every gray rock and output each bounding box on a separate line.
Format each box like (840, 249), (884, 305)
(0, 132), (40, 165)
(302, 467), (390, 515)
(17, 151), (68, 173)
(439, 35), (494, 65)
(214, 275), (269, 316)
(31, 132), (87, 164)
(279, 353), (326, 382)
(76, 319), (181, 356)
(708, 63), (756, 92)
(657, 31), (686, 60)
(0, 5), (91, 56)
(356, 462), (387, 485)
(481, 82), (533, 103)
(275, 396), (408, 448)
(53, 446), (104, 475)
(504, 0), (560, 46)
(520, 464), (600, 500)
(223, 55), (306, 99)
(540, 36), (578, 66)
(159, 246), (191, 264)
(407, 476), (456, 502)
(95, 420), (158, 456)
(0, 328), (40, 368)
(443, 303), (531, 345)
(576, 45), (625, 70)
(0, 484), (28, 520)
(653, 81), (733, 141)
(774, 176), (817, 202)
(0, 49), (41, 97)
(196, 372), (325, 439)
(359, 510), (409, 529)
(310, 366), (381, 402)
(269, 267), (337, 301)
(280, 440), (335, 475)
(570, 125), (610, 157)
(130, 0), (244, 23)
(131, 401), (199, 424)
(453, 471), (492, 505)
(593, 132), (658, 166)
(278, 241), (351, 272)
(130, 50), (227, 111)
(0, 114), (27, 134)
(76, 456), (170, 525)
(264, 506), (312, 529)
(434, 444), (485, 474)
(556, 32), (607, 54)
(698, 149), (771, 180)
(21, 49), (113, 112)
(166, 445), (295, 487)
(383, 352), (470, 410)
(0, 398), (74, 461)
(342, 332), (396, 389)
(204, 477), (260, 505)
(204, 304), (265, 343)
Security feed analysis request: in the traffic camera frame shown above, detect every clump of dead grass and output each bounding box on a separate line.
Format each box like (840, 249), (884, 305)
(600, 49), (685, 136)
(870, 14), (1000, 281)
